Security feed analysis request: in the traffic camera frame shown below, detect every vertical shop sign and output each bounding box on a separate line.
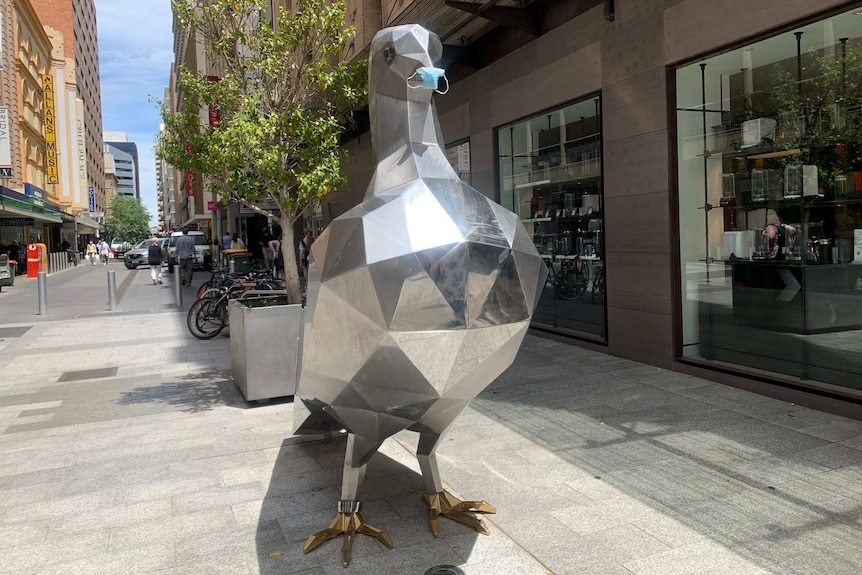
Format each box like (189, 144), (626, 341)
(88, 186), (95, 212)
(186, 172), (196, 197)
(0, 107), (11, 178)
(42, 74), (59, 184)
(207, 76), (220, 128)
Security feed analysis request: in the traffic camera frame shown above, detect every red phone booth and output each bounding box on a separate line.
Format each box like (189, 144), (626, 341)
(27, 243), (47, 278)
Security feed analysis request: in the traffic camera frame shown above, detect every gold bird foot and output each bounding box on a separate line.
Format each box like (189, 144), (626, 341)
(302, 501), (393, 567)
(423, 491), (497, 538)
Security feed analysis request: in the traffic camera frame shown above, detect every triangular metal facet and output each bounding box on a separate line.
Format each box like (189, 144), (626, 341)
(320, 216), (366, 281)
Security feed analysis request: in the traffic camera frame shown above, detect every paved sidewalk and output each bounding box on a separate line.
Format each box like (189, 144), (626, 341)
(0, 263), (860, 574)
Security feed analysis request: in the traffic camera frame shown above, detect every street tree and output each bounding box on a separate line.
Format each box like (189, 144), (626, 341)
(104, 195), (151, 243)
(157, 0), (366, 304)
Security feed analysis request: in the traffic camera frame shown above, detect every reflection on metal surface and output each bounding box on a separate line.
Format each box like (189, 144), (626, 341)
(295, 24), (546, 565)
(423, 491), (496, 538)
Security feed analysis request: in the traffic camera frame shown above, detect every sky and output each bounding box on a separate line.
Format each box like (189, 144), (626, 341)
(95, 0), (174, 227)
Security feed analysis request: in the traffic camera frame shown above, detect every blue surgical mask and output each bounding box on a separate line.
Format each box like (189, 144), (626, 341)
(414, 67), (445, 89)
(407, 67), (449, 94)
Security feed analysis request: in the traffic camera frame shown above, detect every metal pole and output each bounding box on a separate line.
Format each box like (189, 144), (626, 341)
(173, 264), (182, 307)
(37, 271), (47, 315)
(107, 270), (117, 311)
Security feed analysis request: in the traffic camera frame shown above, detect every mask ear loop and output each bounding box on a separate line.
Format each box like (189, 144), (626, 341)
(406, 70), (422, 89)
(406, 70), (449, 94)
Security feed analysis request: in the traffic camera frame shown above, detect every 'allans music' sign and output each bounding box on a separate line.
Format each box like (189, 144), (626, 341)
(42, 74), (59, 185)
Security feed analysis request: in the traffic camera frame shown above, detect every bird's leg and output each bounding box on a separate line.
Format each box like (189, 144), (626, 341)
(303, 434), (393, 567)
(418, 431), (496, 538)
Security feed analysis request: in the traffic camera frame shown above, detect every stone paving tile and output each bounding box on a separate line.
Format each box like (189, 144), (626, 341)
(108, 507), (237, 550)
(795, 443), (862, 469)
(0, 529), (111, 573)
(623, 539), (773, 575)
(34, 543), (175, 575)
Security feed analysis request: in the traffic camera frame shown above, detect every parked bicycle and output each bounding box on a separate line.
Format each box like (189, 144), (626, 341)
(543, 255), (587, 301)
(195, 264), (279, 300)
(187, 274), (281, 340)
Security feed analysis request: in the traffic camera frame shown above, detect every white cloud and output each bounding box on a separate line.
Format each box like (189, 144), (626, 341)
(95, 0), (174, 226)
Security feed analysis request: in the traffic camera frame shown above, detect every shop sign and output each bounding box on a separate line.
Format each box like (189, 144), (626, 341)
(186, 172), (196, 197)
(208, 76), (221, 128)
(0, 218), (34, 226)
(25, 183), (45, 208)
(207, 201), (218, 211)
(0, 106), (11, 179)
(88, 186), (95, 212)
(42, 74), (59, 185)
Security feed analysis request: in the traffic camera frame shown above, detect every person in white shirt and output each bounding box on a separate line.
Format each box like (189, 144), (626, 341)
(230, 233), (245, 250)
(98, 240), (111, 264)
(269, 236), (282, 278)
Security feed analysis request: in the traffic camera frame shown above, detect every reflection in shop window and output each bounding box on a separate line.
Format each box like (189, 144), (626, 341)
(497, 96), (605, 342)
(676, 5), (862, 393)
(446, 141), (471, 185)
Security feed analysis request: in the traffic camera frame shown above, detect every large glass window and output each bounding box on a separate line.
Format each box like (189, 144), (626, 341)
(676, 6), (862, 393)
(498, 96), (605, 341)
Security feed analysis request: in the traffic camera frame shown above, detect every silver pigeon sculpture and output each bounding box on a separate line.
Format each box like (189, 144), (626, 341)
(294, 24), (547, 567)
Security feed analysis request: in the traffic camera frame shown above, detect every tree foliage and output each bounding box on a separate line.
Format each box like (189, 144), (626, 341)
(104, 195), (151, 243)
(157, 0), (367, 303)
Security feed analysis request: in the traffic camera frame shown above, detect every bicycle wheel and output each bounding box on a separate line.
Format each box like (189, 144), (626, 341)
(187, 296), (227, 339)
(196, 281), (212, 300)
(554, 268), (587, 301)
(591, 268), (605, 304)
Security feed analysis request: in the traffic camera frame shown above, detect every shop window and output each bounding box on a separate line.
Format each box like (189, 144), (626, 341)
(497, 96), (605, 341)
(676, 5), (862, 393)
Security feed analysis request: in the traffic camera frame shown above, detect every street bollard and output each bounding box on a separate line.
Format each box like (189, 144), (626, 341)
(37, 271), (48, 315)
(173, 264), (182, 308)
(107, 270), (117, 311)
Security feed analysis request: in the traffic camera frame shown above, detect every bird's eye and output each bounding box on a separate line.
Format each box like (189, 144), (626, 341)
(383, 45), (395, 63)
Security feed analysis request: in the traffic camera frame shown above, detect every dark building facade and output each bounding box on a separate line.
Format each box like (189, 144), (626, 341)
(332, 0), (862, 414)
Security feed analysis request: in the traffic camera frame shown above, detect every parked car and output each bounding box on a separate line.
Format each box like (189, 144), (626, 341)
(123, 238), (167, 270)
(110, 238), (133, 259)
(165, 231), (212, 272)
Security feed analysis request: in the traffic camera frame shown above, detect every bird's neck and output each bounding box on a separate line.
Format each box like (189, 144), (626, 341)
(366, 87), (456, 197)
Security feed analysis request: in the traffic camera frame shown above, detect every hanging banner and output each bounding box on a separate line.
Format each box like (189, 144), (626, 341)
(186, 171), (196, 197)
(0, 107), (10, 178)
(207, 76), (220, 128)
(42, 74), (59, 184)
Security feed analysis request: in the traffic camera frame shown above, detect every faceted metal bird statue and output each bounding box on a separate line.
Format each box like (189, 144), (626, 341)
(294, 24), (547, 567)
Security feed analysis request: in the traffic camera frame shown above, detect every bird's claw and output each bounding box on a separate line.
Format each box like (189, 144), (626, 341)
(303, 510), (393, 567)
(423, 491), (497, 537)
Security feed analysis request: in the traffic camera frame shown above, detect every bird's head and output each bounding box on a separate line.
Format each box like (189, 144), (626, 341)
(369, 25), (445, 99)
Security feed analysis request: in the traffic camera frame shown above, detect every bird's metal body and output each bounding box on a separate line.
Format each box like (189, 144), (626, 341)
(294, 24), (546, 567)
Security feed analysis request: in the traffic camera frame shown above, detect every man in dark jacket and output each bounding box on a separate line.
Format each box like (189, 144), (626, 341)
(147, 237), (164, 285)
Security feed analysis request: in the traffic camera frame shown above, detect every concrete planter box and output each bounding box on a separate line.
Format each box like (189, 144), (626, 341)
(229, 293), (302, 402)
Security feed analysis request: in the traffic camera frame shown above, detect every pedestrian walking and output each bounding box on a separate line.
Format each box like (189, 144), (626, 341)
(269, 236), (282, 279)
(98, 239), (111, 264)
(298, 229), (314, 277)
(86, 240), (98, 265)
(147, 237), (164, 285)
(175, 229), (197, 286)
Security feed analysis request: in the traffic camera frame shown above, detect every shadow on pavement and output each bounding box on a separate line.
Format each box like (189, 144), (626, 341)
(114, 370), (293, 414)
(257, 435), (478, 573)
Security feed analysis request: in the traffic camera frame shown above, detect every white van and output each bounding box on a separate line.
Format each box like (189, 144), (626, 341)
(165, 231), (212, 271)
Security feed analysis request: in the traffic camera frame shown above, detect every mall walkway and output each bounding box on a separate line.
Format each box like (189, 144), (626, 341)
(0, 262), (859, 574)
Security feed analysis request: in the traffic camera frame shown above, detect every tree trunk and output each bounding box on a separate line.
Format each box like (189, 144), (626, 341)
(279, 214), (303, 305)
